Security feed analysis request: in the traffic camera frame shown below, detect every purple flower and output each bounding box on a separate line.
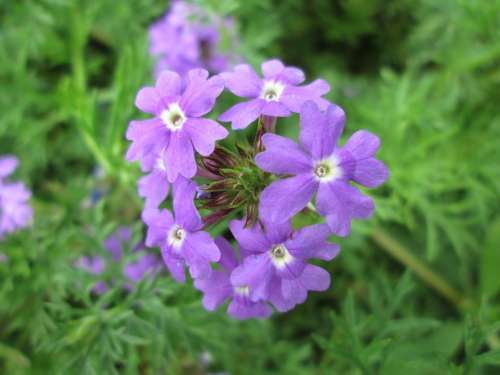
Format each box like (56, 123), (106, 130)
(218, 59), (330, 130)
(229, 219), (338, 312)
(76, 227), (162, 293)
(149, 1), (234, 78)
(143, 177), (220, 282)
(0, 155), (33, 239)
(126, 68), (227, 182)
(124, 253), (162, 290)
(257, 101), (389, 236)
(194, 237), (273, 319)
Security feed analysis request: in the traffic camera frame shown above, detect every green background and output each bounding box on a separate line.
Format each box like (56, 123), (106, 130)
(1, 0), (499, 374)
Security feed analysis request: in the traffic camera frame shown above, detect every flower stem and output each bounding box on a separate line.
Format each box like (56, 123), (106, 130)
(371, 227), (472, 311)
(306, 203), (471, 311)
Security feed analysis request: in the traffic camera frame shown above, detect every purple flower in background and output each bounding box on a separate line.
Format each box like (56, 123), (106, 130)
(149, 1), (235, 78)
(229, 219), (338, 312)
(126, 69), (227, 182)
(143, 177), (220, 282)
(76, 227), (162, 293)
(218, 59), (330, 129)
(0, 155), (33, 239)
(257, 101), (389, 236)
(195, 237), (272, 319)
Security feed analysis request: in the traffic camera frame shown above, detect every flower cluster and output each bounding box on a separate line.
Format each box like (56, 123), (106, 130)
(149, 0), (238, 78)
(76, 227), (162, 293)
(0, 155), (33, 240)
(126, 58), (388, 319)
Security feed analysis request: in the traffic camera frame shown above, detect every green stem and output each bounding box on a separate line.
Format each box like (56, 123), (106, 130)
(371, 227), (471, 311)
(307, 203), (471, 311)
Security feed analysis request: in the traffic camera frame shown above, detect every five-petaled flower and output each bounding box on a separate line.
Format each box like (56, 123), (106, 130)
(257, 101), (389, 236)
(229, 219), (338, 312)
(218, 59), (330, 129)
(195, 237), (273, 320)
(143, 177), (221, 282)
(126, 69), (228, 182)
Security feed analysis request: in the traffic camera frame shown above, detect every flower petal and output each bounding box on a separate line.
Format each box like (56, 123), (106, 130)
(142, 208), (174, 247)
(230, 254), (274, 301)
(228, 299), (273, 320)
(280, 67), (305, 85)
(180, 69), (224, 117)
(184, 230), (221, 263)
(218, 99), (265, 130)
(255, 134), (312, 174)
(352, 158), (389, 188)
(316, 181), (374, 236)
(138, 170), (169, 208)
(221, 64), (262, 98)
(155, 70), (182, 100)
(173, 176), (202, 231)
(299, 264), (330, 291)
(286, 224), (339, 261)
(259, 174), (317, 224)
(195, 271), (232, 311)
(261, 101), (291, 117)
(164, 131), (197, 182)
(126, 119), (169, 172)
(268, 276), (297, 312)
(343, 130), (381, 160)
(184, 118), (228, 156)
(280, 79), (330, 112)
(299, 101), (345, 159)
(161, 247), (186, 283)
(215, 237), (238, 272)
(261, 59), (285, 78)
(135, 87), (161, 114)
(229, 219), (270, 253)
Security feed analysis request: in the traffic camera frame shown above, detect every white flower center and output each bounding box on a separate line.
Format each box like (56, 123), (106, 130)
(168, 225), (186, 250)
(269, 244), (293, 269)
(160, 103), (186, 131)
(313, 156), (343, 182)
(234, 285), (250, 297)
(261, 80), (285, 102)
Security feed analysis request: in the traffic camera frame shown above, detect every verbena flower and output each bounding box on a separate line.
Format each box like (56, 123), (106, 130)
(126, 69), (227, 182)
(149, 1), (236, 78)
(229, 219), (338, 312)
(218, 59), (330, 129)
(257, 101), (389, 236)
(194, 237), (272, 319)
(127, 56), (388, 319)
(143, 177), (220, 283)
(0, 155), (33, 239)
(76, 227), (162, 293)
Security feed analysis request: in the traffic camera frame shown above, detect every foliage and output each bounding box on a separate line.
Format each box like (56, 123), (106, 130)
(0, 0), (499, 374)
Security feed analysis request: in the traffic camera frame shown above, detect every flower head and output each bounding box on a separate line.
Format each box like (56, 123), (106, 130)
(257, 101), (389, 236)
(218, 59), (330, 129)
(149, 1), (237, 78)
(229, 219), (338, 311)
(194, 237), (272, 319)
(0, 155), (32, 239)
(143, 177), (220, 282)
(126, 69), (227, 182)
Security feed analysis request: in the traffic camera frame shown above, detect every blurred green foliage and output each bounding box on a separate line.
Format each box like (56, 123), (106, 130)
(1, 0), (499, 374)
